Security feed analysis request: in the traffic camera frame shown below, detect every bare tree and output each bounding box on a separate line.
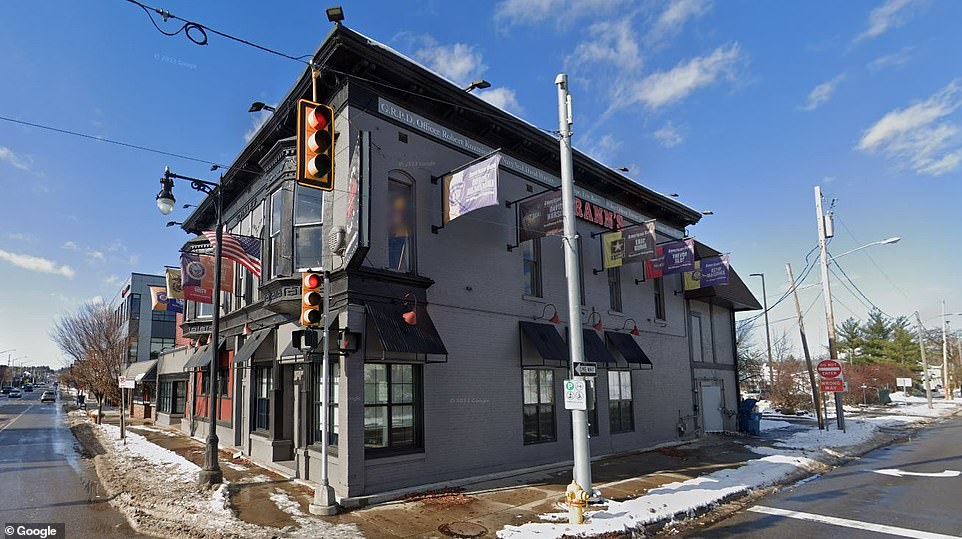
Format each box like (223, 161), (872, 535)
(736, 320), (765, 390)
(51, 301), (126, 419)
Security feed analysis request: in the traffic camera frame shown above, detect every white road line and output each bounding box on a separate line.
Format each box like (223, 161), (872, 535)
(748, 506), (961, 539)
(0, 405), (33, 433)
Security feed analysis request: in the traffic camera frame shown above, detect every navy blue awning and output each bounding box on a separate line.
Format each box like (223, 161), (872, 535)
(520, 321), (569, 363)
(606, 331), (653, 368)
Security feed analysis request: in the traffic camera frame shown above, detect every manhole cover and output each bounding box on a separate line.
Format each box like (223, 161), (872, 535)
(439, 521), (488, 538)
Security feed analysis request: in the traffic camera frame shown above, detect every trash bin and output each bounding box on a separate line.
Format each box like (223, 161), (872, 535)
(878, 389), (891, 405)
(739, 398), (762, 435)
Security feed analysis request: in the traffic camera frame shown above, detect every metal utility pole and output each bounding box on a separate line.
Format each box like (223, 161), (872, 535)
(942, 300), (952, 400)
(814, 186), (844, 431)
(556, 73), (592, 497)
(914, 311), (934, 409)
(786, 263), (824, 429)
(750, 273), (775, 387)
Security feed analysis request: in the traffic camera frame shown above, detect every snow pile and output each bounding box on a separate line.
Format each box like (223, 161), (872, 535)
(269, 489), (363, 539)
(759, 419), (793, 431)
(97, 424), (199, 482)
(498, 455), (819, 538)
(210, 484), (232, 515)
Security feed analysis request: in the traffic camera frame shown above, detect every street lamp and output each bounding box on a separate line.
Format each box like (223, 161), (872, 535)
(154, 166), (224, 486)
(464, 79), (491, 93)
(248, 101), (276, 113)
(749, 273), (774, 388)
(830, 237), (900, 260)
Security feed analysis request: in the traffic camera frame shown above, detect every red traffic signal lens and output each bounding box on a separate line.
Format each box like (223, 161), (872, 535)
(308, 107), (330, 130)
(303, 273), (321, 289)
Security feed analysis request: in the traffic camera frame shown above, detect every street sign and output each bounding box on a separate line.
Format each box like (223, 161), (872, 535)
(816, 359), (843, 379)
(573, 362), (597, 377)
(896, 377), (912, 388)
(118, 375), (135, 389)
(820, 378), (845, 393)
(563, 379), (587, 410)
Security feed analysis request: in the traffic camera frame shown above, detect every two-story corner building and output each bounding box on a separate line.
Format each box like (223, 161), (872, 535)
(113, 272), (179, 419)
(161, 24), (760, 505)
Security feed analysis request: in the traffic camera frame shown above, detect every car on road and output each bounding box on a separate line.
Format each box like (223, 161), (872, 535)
(1, 387), (10, 395)
(40, 391), (56, 403)
(22, 384), (33, 392)
(8, 389), (22, 399)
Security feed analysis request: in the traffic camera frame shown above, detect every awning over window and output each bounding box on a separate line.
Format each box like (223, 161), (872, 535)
(606, 331), (654, 368)
(233, 329), (271, 365)
(124, 359), (158, 384)
(366, 302), (447, 356)
(184, 339), (226, 370)
(520, 321), (569, 364)
(581, 329), (616, 364)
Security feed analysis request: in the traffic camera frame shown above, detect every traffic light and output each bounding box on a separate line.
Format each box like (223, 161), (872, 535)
(301, 272), (323, 327)
(296, 99), (335, 191)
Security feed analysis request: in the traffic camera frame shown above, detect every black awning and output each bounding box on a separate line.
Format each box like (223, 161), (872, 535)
(520, 321), (569, 363)
(581, 329), (617, 364)
(184, 339), (226, 370)
(366, 302), (447, 356)
(233, 329), (271, 365)
(606, 331), (654, 368)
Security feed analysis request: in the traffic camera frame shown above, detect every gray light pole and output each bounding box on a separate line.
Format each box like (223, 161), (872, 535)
(914, 311), (933, 409)
(749, 273), (774, 388)
(555, 73), (591, 497)
(156, 167), (224, 486)
(942, 300), (952, 400)
(814, 186), (844, 431)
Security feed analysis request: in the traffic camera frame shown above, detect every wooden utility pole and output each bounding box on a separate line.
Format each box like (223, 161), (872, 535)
(787, 263), (824, 429)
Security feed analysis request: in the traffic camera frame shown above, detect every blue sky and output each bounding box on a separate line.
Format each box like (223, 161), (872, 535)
(1, 0), (960, 367)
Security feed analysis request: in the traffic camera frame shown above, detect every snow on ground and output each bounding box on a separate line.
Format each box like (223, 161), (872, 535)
(222, 461), (249, 471)
(97, 424), (199, 482)
(210, 484), (232, 515)
(271, 489), (306, 517)
(128, 424), (179, 437)
(498, 455), (820, 538)
(759, 419), (793, 431)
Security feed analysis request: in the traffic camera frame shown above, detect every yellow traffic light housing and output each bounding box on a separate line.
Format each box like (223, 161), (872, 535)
(296, 99), (335, 191)
(301, 272), (323, 327)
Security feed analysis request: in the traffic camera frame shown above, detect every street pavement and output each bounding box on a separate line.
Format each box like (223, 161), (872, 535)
(686, 415), (962, 539)
(0, 390), (143, 538)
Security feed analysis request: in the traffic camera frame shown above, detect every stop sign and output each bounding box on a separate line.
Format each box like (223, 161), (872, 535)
(817, 359), (843, 378)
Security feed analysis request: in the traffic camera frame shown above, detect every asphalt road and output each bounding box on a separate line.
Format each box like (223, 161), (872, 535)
(0, 389), (143, 538)
(686, 415), (962, 539)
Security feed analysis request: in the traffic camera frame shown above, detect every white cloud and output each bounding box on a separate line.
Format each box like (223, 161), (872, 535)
(412, 36), (486, 86)
(0, 146), (31, 171)
(103, 275), (121, 286)
(648, 0), (712, 45)
(867, 48), (913, 71)
(493, 0), (626, 27)
(128, 254), (139, 266)
(244, 114), (269, 143)
(0, 248), (75, 278)
(613, 43), (742, 111)
(653, 122), (684, 147)
(854, 0), (922, 44)
(5, 232), (33, 241)
(581, 134), (623, 163)
(62, 241), (80, 251)
(62, 240), (105, 263)
(475, 87), (524, 114)
(568, 18), (642, 71)
(857, 79), (962, 176)
(801, 74), (846, 111)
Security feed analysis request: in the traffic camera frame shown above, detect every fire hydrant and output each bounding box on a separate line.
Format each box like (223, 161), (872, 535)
(564, 480), (589, 524)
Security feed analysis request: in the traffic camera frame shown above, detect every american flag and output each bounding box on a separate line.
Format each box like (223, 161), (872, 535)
(202, 231), (262, 280)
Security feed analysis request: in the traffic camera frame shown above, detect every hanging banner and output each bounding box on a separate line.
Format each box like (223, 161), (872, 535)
(149, 286), (183, 313)
(517, 190), (564, 243)
(662, 238), (695, 275)
(644, 245), (665, 280)
(700, 255), (730, 287)
(165, 267), (184, 300)
(442, 153), (501, 224)
(343, 131), (371, 269)
(180, 252), (234, 304)
(602, 220), (657, 269)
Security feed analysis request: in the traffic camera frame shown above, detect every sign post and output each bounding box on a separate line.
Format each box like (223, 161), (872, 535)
(816, 359), (845, 428)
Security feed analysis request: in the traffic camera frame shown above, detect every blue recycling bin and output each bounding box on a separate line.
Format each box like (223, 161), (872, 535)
(739, 398), (762, 435)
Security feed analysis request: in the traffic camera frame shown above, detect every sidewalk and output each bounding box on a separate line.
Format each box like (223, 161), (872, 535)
(69, 396), (961, 539)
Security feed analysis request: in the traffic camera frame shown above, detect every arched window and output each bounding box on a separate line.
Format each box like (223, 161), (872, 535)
(387, 172), (415, 273)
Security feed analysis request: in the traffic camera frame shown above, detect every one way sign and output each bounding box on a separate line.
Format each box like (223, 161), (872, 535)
(573, 362), (597, 377)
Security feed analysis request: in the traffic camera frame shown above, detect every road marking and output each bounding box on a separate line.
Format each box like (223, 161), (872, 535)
(0, 405), (33, 433)
(748, 506), (960, 539)
(872, 469), (961, 478)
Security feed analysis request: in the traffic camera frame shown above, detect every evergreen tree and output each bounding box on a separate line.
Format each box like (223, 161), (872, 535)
(861, 309), (892, 363)
(836, 317), (864, 362)
(883, 316), (919, 366)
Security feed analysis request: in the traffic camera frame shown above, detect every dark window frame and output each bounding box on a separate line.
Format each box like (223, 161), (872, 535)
(253, 365), (271, 432)
(313, 360), (340, 447)
(363, 363), (423, 457)
(654, 277), (666, 321)
(387, 173), (416, 274)
(293, 183), (324, 270)
(523, 368), (556, 444)
(608, 370), (634, 433)
(521, 238), (543, 297)
(608, 267), (622, 312)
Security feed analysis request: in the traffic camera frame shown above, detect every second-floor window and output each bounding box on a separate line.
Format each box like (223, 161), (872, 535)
(608, 267), (622, 312)
(294, 183), (323, 270)
(521, 239), (542, 297)
(388, 174), (414, 273)
(654, 277), (666, 321)
(268, 189), (283, 279)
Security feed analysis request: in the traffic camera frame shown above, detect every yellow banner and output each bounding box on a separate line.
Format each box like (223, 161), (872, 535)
(165, 268), (184, 300)
(683, 260), (703, 291)
(601, 230), (624, 269)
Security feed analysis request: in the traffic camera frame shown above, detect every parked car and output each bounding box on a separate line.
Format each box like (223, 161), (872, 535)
(40, 391), (56, 403)
(8, 389), (22, 399)
(22, 384), (33, 392)
(1, 387), (11, 395)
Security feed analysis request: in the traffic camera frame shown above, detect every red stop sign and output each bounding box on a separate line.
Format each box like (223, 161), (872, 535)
(817, 359), (843, 378)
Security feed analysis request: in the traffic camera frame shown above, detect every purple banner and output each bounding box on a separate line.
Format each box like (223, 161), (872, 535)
(517, 190), (564, 243)
(699, 255), (730, 287)
(662, 238), (695, 275)
(443, 154), (501, 224)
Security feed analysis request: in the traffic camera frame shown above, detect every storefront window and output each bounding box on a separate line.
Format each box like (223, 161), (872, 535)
(313, 361), (339, 446)
(364, 363), (420, 454)
(254, 365), (271, 431)
(523, 369), (555, 444)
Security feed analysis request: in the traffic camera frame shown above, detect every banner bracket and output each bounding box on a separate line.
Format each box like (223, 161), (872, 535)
(431, 223), (445, 234)
(433, 148), (503, 186)
(506, 242), (520, 252)
(504, 185), (561, 208)
(634, 278), (645, 285)
(592, 267), (606, 275)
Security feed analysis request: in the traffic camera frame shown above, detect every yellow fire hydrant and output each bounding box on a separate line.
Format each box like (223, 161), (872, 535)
(565, 480), (589, 524)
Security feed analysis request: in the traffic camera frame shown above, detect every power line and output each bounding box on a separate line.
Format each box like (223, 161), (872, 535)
(834, 215), (911, 301)
(740, 244), (820, 325)
(829, 251), (889, 316)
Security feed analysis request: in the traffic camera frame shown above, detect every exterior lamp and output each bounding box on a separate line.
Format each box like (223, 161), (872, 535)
(622, 318), (640, 336)
(242, 322), (253, 336)
(701, 210), (714, 215)
(166, 221), (183, 228)
(325, 6), (345, 23)
(465, 79), (491, 92)
(156, 171), (176, 215)
(586, 310), (604, 333)
(535, 304), (561, 325)
(248, 102), (276, 113)
(402, 293), (417, 326)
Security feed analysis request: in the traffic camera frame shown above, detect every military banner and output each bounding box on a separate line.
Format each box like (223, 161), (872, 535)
(602, 220), (657, 269)
(644, 245), (665, 280)
(149, 286), (183, 313)
(165, 267), (184, 300)
(517, 190), (564, 243)
(180, 252), (234, 304)
(662, 238), (696, 275)
(442, 153), (501, 224)
(683, 256), (731, 291)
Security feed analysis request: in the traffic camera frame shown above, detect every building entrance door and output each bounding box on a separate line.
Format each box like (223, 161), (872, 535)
(701, 384), (724, 433)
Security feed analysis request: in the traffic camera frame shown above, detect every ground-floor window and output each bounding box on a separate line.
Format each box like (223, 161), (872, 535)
(158, 380), (172, 413)
(523, 369), (555, 444)
(364, 363), (421, 454)
(313, 360), (339, 446)
(254, 365), (271, 431)
(608, 370), (634, 433)
(158, 379), (187, 415)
